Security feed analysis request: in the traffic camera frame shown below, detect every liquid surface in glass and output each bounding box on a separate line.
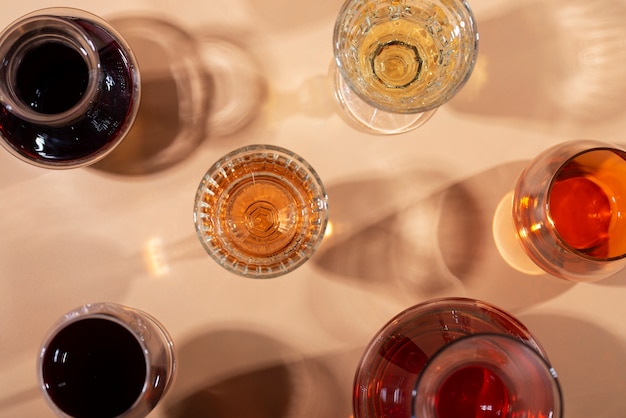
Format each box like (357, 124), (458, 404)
(336, 1), (474, 112)
(357, 16), (449, 101)
(41, 317), (147, 418)
(549, 148), (626, 258)
(195, 148), (327, 276)
(435, 366), (510, 418)
(15, 41), (89, 114)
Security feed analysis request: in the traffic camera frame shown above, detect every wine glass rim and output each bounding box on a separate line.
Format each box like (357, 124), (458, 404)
(0, 11), (103, 126)
(193, 144), (329, 279)
(332, 0), (479, 114)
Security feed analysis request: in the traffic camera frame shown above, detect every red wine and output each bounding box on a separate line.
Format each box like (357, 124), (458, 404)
(41, 317), (147, 418)
(435, 366), (510, 418)
(15, 41), (89, 115)
(548, 149), (626, 258)
(0, 16), (137, 165)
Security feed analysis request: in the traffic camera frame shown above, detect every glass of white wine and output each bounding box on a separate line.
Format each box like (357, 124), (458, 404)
(332, 0), (478, 134)
(193, 144), (329, 279)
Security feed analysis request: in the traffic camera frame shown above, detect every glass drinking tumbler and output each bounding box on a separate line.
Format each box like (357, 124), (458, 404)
(512, 140), (626, 281)
(193, 144), (329, 278)
(38, 303), (176, 418)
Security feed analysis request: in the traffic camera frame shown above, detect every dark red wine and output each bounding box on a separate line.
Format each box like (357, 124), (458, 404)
(41, 317), (147, 418)
(0, 16), (137, 165)
(15, 41), (89, 115)
(435, 366), (510, 418)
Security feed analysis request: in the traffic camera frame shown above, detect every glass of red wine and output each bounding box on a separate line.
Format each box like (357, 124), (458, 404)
(353, 297), (562, 418)
(0, 8), (140, 169)
(38, 303), (176, 418)
(511, 140), (626, 282)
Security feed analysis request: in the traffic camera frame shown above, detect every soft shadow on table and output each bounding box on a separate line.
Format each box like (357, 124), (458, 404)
(519, 313), (626, 418)
(0, 232), (138, 370)
(314, 162), (574, 312)
(314, 168), (463, 304)
(244, 0), (341, 32)
(449, 0), (626, 128)
(163, 327), (356, 418)
(91, 16), (266, 177)
(436, 161), (575, 310)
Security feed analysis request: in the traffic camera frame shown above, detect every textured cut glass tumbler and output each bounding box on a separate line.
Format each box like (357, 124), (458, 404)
(0, 8), (140, 168)
(512, 140), (626, 282)
(193, 144), (329, 278)
(354, 297), (562, 418)
(333, 0), (478, 134)
(38, 303), (176, 418)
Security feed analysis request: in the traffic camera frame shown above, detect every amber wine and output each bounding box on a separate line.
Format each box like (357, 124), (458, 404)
(194, 146), (328, 278)
(549, 149), (626, 258)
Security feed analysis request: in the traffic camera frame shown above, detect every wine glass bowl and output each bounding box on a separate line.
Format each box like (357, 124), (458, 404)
(513, 140), (626, 282)
(38, 303), (176, 418)
(193, 144), (328, 279)
(332, 0), (478, 133)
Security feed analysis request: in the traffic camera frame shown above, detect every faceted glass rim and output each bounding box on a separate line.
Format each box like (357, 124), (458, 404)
(332, 0), (479, 114)
(193, 144), (329, 279)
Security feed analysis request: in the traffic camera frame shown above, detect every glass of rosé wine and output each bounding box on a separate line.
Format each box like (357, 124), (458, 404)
(353, 297), (562, 418)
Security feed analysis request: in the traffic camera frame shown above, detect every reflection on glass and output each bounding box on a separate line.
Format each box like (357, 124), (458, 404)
(495, 140), (626, 282)
(193, 144), (328, 279)
(0, 8), (140, 169)
(353, 298), (562, 418)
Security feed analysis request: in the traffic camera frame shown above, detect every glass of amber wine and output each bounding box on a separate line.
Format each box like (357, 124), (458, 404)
(512, 140), (626, 282)
(193, 144), (329, 279)
(332, 0), (478, 135)
(354, 297), (562, 418)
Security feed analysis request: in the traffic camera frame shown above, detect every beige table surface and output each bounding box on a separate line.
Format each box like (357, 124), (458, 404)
(1, 0), (626, 417)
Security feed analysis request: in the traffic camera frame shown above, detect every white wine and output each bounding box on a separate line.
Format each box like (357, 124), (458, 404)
(334, 0), (477, 113)
(357, 18), (449, 101)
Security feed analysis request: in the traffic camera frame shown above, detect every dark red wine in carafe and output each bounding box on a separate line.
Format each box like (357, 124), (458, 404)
(0, 12), (139, 168)
(15, 42), (89, 115)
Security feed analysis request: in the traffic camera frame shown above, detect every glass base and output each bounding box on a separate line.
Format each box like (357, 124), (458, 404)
(492, 191), (545, 276)
(331, 64), (436, 135)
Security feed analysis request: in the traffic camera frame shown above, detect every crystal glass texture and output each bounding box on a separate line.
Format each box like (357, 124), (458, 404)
(332, 0), (478, 133)
(193, 144), (329, 279)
